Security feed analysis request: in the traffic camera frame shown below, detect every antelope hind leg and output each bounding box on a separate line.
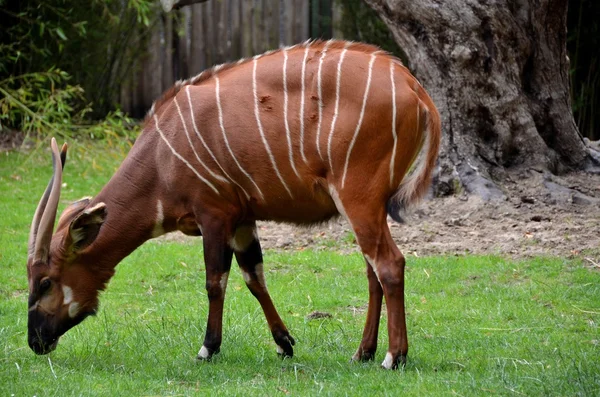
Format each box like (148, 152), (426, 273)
(352, 256), (383, 362)
(340, 203), (409, 369)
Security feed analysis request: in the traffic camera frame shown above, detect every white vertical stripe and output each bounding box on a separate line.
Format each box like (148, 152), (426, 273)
(154, 115), (219, 195)
(253, 58), (294, 198)
(315, 40), (331, 160)
(389, 61), (398, 187)
(341, 53), (377, 189)
(327, 47), (348, 176)
(213, 78), (260, 200)
(174, 97), (229, 183)
(298, 44), (310, 164)
(282, 49), (301, 179)
(185, 86), (250, 199)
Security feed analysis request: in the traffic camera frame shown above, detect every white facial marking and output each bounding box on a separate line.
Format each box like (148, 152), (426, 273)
(342, 53), (377, 189)
(382, 352), (394, 369)
(327, 47), (348, 176)
(151, 200), (165, 238)
(252, 58), (294, 198)
(62, 284), (80, 318)
(212, 79), (260, 200)
(276, 345), (284, 355)
(198, 345), (210, 359)
(62, 285), (73, 305)
(154, 115), (220, 194)
(282, 49), (302, 180)
(68, 302), (80, 318)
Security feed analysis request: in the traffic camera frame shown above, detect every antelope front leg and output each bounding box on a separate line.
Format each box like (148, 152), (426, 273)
(231, 224), (295, 357)
(197, 225), (233, 360)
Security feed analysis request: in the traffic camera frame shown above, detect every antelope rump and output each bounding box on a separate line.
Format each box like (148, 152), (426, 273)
(26, 40), (441, 369)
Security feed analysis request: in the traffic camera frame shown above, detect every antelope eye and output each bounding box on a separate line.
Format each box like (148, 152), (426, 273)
(39, 278), (52, 294)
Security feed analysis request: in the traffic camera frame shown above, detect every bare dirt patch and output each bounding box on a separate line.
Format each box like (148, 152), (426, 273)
(164, 169), (599, 262)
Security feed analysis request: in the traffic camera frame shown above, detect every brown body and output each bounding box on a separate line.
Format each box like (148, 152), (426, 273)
(27, 40), (441, 369)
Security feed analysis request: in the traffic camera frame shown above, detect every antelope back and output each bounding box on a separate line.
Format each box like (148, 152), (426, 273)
(146, 40), (439, 223)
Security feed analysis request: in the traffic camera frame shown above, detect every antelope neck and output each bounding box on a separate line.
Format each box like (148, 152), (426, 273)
(84, 144), (161, 271)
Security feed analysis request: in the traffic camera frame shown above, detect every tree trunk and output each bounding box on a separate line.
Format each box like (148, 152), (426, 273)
(365, 0), (600, 199)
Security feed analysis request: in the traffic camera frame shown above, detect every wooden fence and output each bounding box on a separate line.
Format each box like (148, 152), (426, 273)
(120, 0), (343, 117)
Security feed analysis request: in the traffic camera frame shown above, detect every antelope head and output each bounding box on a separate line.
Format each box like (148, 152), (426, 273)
(27, 138), (109, 354)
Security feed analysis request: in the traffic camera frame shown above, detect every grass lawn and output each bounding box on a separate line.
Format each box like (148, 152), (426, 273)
(1, 142), (599, 396)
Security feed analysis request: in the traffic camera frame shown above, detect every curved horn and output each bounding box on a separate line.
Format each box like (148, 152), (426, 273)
(28, 138), (67, 265)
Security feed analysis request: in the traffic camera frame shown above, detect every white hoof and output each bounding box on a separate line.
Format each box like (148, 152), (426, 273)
(276, 345), (284, 355)
(197, 345), (210, 359)
(381, 352), (394, 369)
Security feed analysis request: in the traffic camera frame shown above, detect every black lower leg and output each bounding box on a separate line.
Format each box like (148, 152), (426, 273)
(235, 236), (295, 357)
(198, 227), (233, 359)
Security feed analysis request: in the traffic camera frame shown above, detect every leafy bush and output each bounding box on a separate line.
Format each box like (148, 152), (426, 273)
(0, 69), (139, 143)
(0, 69), (85, 138)
(0, 0), (152, 143)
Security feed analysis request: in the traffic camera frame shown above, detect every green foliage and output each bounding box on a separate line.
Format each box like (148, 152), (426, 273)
(0, 0), (157, 132)
(568, 0), (600, 140)
(0, 69), (140, 142)
(0, 2), (88, 76)
(0, 69), (86, 139)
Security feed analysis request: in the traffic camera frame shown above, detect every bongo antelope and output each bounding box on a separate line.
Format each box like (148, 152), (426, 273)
(26, 40), (441, 369)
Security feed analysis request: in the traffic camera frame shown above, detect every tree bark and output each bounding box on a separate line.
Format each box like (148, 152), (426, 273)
(365, 0), (600, 199)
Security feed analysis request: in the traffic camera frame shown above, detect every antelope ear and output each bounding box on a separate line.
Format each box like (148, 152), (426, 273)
(69, 203), (107, 252)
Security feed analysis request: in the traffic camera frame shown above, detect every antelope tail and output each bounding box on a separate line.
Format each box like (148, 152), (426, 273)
(386, 98), (441, 223)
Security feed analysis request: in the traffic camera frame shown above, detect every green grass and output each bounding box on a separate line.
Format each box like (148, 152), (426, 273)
(1, 143), (599, 396)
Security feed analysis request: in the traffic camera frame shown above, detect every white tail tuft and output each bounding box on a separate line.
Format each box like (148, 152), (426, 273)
(386, 101), (440, 223)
